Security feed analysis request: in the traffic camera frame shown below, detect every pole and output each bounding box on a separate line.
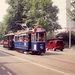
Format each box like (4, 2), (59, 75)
(69, 26), (71, 49)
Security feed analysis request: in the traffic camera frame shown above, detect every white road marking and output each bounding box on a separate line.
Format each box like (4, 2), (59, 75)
(1, 67), (5, 70)
(7, 71), (12, 75)
(1, 67), (12, 75)
(14, 56), (70, 75)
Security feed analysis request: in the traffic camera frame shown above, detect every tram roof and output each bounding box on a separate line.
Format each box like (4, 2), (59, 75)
(4, 33), (14, 36)
(14, 33), (27, 36)
(36, 30), (46, 32)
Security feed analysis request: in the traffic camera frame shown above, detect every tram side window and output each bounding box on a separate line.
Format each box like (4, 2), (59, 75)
(23, 35), (28, 41)
(15, 36), (23, 42)
(15, 36), (19, 42)
(23, 36), (26, 41)
(19, 36), (23, 42)
(4, 36), (8, 41)
(36, 33), (38, 41)
(31, 34), (36, 41)
(23, 36), (25, 41)
(9, 35), (14, 41)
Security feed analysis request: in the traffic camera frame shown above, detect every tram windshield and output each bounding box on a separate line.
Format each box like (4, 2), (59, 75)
(36, 32), (46, 42)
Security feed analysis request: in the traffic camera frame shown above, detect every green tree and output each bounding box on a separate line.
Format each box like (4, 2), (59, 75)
(4, 0), (25, 32)
(0, 22), (6, 40)
(4, 0), (59, 33)
(24, 0), (59, 31)
(67, 1), (75, 21)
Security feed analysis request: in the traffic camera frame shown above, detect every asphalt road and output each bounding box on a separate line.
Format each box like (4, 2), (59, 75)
(0, 45), (75, 75)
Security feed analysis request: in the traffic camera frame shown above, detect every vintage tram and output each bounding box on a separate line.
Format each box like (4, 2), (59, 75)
(3, 27), (46, 54)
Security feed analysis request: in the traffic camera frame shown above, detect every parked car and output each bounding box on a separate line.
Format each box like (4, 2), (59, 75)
(46, 40), (64, 51)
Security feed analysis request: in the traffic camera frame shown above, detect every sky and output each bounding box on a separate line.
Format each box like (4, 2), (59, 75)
(0, 0), (9, 21)
(0, 0), (66, 28)
(52, 0), (66, 28)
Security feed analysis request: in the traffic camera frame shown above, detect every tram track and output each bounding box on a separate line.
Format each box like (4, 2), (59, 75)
(0, 47), (75, 75)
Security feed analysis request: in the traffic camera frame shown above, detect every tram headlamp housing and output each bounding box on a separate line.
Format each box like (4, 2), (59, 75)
(34, 44), (36, 50)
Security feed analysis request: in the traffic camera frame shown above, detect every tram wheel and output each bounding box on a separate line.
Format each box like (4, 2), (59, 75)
(18, 50), (24, 53)
(37, 52), (42, 55)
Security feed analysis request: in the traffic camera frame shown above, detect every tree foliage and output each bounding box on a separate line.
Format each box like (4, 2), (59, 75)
(0, 22), (6, 40)
(3, 0), (59, 33)
(67, 1), (75, 21)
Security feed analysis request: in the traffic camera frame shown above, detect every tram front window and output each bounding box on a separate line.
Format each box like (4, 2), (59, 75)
(36, 33), (45, 42)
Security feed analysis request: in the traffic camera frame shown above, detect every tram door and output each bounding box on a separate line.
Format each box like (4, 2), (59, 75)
(8, 35), (14, 49)
(28, 34), (31, 50)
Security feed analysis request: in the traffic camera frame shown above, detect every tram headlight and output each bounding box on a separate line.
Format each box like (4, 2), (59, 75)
(34, 44), (36, 50)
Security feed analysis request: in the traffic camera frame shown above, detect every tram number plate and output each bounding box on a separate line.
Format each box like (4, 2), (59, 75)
(40, 44), (43, 49)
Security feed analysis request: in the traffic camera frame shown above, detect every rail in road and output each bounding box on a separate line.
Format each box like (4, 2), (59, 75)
(0, 45), (75, 75)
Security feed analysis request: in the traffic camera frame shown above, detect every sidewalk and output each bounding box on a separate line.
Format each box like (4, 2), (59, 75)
(64, 48), (75, 52)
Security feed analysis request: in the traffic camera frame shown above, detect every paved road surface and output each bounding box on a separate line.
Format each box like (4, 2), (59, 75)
(0, 45), (75, 75)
